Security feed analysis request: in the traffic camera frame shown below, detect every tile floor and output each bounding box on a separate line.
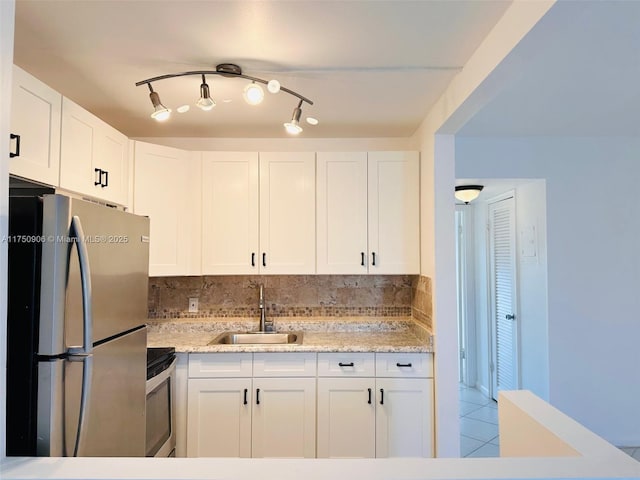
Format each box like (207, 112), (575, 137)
(459, 383), (640, 461)
(459, 384), (500, 457)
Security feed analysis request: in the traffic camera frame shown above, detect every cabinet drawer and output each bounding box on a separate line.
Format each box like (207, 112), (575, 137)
(188, 353), (253, 378)
(375, 353), (433, 378)
(253, 353), (316, 377)
(317, 353), (375, 377)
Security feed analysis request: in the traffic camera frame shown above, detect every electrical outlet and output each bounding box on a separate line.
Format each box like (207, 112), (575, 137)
(188, 297), (199, 313)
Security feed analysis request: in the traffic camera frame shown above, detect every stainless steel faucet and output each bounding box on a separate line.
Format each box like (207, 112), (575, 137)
(258, 284), (274, 332)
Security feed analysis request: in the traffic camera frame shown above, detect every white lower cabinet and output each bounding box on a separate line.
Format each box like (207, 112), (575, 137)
(251, 377), (316, 458)
(316, 352), (434, 458)
(375, 377), (434, 457)
(187, 378), (252, 457)
(186, 353), (316, 458)
(317, 377), (376, 458)
(185, 352), (433, 459)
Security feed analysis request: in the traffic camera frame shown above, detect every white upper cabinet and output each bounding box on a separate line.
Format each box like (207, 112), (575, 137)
(201, 152), (259, 274)
(201, 151), (316, 275)
(317, 151), (420, 274)
(59, 97), (129, 205)
(9, 65), (61, 186)
(316, 152), (369, 274)
(368, 151), (420, 274)
(259, 152), (316, 274)
(133, 141), (201, 276)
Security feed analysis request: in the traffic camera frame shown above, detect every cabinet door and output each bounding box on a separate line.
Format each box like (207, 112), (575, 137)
(10, 65), (61, 186)
(59, 97), (96, 198)
(186, 378), (252, 457)
(59, 97), (128, 205)
(368, 151), (420, 274)
(251, 377), (316, 458)
(94, 125), (128, 205)
(201, 152), (259, 274)
(317, 378), (375, 458)
(259, 152), (316, 274)
(316, 152), (368, 274)
(133, 141), (201, 276)
(375, 377), (434, 457)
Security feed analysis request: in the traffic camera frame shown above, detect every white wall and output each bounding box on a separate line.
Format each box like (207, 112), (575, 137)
(515, 180), (549, 400)
(411, 0), (555, 456)
(0, 0), (15, 458)
(464, 180), (549, 401)
(456, 136), (640, 446)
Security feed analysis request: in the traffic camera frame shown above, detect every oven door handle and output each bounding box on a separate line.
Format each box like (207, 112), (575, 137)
(146, 357), (177, 394)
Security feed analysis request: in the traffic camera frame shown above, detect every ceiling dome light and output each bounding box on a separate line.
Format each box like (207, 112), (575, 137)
(177, 104), (190, 113)
(306, 117), (319, 125)
(455, 185), (484, 204)
(284, 101), (303, 135)
(148, 87), (171, 121)
(196, 75), (216, 111)
(243, 82), (264, 105)
(267, 79), (281, 94)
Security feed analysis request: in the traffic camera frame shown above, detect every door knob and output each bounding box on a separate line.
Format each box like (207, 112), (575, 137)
(505, 314), (516, 320)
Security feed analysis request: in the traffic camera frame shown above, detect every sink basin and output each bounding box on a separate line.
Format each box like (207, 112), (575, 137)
(208, 331), (303, 345)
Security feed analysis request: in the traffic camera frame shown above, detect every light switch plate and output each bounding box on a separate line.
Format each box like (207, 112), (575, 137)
(188, 297), (199, 313)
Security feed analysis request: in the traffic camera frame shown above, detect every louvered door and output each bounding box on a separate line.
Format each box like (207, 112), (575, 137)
(489, 196), (518, 399)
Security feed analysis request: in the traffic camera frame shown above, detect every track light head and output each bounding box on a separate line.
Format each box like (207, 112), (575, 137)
(243, 82), (264, 105)
(284, 103), (303, 135)
(149, 88), (171, 121)
(267, 79), (281, 94)
(196, 76), (216, 111)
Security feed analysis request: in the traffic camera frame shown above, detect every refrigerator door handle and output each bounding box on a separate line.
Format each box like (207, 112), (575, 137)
(66, 354), (93, 456)
(67, 215), (93, 357)
(66, 215), (94, 457)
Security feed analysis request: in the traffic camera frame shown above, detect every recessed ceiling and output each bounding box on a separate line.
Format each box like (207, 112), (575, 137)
(13, 0), (511, 138)
(458, 1), (640, 137)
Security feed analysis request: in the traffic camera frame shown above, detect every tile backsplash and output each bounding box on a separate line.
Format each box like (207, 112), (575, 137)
(148, 275), (431, 324)
(411, 275), (432, 330)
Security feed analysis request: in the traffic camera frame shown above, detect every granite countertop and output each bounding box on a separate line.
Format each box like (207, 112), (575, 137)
(147, 316), (434, 353)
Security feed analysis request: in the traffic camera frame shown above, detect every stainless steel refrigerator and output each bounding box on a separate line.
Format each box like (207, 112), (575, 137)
(7, 186), (150, 457)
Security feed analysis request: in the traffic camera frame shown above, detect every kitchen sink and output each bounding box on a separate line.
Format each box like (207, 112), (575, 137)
(208, 331), (303, 345)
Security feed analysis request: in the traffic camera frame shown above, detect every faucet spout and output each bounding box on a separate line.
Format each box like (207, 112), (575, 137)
(258, 284), (274, 332)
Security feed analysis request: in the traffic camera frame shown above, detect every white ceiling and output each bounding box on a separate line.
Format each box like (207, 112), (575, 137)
(13, 0), (511, 139)
(458, 1), (640, 137)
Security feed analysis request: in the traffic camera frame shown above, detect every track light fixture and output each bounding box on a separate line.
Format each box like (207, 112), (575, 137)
(455, 185), (484, 204)
(136, 63), (316, 134)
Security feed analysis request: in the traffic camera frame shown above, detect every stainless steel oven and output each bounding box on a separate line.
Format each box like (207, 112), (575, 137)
(146, 347), (176, 457)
